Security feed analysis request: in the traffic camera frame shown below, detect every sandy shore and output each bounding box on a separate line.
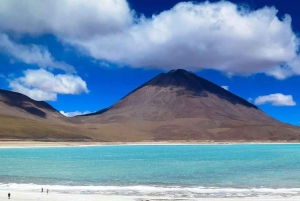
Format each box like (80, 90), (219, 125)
(0, 140), (299, 148)
(0, 190), (300, 201)
(0, 190), (299, 201)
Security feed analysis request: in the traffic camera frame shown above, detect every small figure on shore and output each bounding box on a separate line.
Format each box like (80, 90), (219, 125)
(47, 189), (49, 194)
(41, 188), (43, 193)
(8, 192), (10, 199)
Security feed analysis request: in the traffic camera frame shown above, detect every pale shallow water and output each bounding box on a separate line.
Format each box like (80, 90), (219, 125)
(1, 144), (300, 198)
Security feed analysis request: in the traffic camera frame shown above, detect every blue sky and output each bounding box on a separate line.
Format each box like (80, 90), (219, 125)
(0, 0), (300, 125)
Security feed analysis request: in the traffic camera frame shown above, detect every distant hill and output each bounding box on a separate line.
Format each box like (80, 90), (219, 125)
(1, 70), (300, 142)
(0, 89), (63, 121)
(75, 69), (300, 142)
(0, 89), (90, 141)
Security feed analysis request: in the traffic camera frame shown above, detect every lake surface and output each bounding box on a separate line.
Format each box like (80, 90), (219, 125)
(1, 144), (300, 198)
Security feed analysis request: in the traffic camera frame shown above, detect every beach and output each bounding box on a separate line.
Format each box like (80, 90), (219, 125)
(0, 140), (299, 148)
(0, 190), (300, 201)
(0, 141), (235, 148)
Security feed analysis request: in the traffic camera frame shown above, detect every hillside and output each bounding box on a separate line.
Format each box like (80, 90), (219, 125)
(1, 70), (300, 142)
(75, 69), (300, 142)
(0, 89), (63, 121)
(0, 89), (90, 141)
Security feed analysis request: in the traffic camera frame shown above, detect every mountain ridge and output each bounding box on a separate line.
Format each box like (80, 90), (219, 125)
(1, 69), (300, 142)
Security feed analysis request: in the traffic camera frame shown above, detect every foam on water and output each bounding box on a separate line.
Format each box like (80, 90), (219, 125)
(1, 183), (300, 198)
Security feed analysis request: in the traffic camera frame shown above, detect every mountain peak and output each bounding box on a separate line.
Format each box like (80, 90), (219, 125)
(148, 69), (193, 85)
(141, 69), (256, 109)
(168, 69), (189, 74)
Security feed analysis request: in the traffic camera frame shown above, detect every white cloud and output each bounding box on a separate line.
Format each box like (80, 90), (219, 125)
(0, 33), (74, 73)
(254, 93), (296, 106)
(248, 98), (253, 102)
(69, 1), (298, 78)
(0, 0), (132, 39)
(9, 81), (57, 101)
(60, 110), (92, 117)
(0, 0), (299, 79)
(9, 69), (89, 101)
(266, 57), (300, 79)
(221, 86), (229, 90)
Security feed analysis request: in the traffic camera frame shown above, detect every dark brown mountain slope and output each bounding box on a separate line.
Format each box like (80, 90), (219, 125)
(0, 89), (62, 121)
(0, 89), (90, 140)
(76, 69), (300, 142)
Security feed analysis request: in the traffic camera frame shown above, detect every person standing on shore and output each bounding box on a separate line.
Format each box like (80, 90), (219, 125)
(47, 189), (49, 194)
(41, 188), (43, 193)
(8, 192), (10, 199)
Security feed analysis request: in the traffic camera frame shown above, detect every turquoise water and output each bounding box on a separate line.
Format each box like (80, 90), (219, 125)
(1, 144), (300, 197)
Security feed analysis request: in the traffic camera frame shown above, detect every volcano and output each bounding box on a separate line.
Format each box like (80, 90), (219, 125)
(76, 69), (300, 142)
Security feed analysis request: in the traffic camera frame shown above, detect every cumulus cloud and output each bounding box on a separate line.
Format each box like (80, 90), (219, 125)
(0, 34), (74, 73)
(254, 93), (296, 106)
(221, 86), (229, 90)
(0, 0), (299, 79)
(266, 57), (300, 79)
(69, 1), (299, 79)
(0, 0), (132, 39)
(9, 69), (89, 101)
(60, 110), (92, 117)
(9, 81), (57, 101)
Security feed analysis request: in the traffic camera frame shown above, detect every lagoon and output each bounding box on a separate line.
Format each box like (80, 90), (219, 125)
(1, 144), (300, 198)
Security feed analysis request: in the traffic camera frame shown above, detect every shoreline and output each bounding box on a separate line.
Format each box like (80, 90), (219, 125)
(2, 184), (300, 200)
(0, 140), (300, 148)
(0, 190), (300, 201)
